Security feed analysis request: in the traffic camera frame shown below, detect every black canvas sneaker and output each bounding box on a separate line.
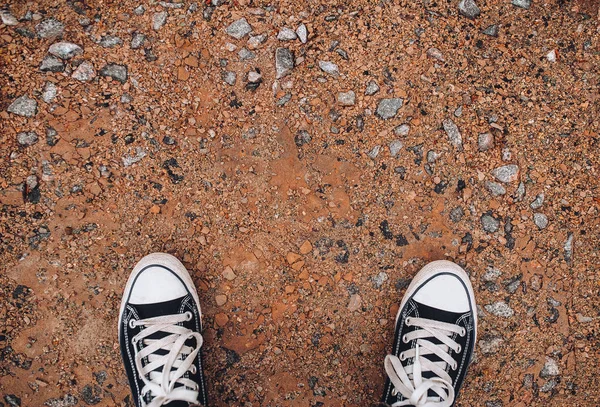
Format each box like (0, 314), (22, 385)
(119, 253), (208, 407)
(382, 260), (477, 407)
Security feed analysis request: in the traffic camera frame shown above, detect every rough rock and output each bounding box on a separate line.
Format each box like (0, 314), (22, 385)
(248, 33), (267, 48)
(1, 10), (18, 26)
(17, 131), (39, 146)
(426, 47), (445, 61)
(540, 357), (560, 378)
(36, 18), (64, 38)
(222, 71), (236, 85)
(483, 25), (499, 37)
(226, 18), (252, 39)
(458, 0), (481, 19)
(72, 61), (96, 81)
(492, 165), (519, 183)
(48, 42), (83, 59)
(296, 24), (308, 43)
(530, 193), (544, 209)
(389, 140), (403, 157)
(348, 294), (362, 312)
(485, 181), (506, 196)
(7, 95), (37, 117)
(318, 61), (339, 76)
(40, 55), (65, 72)
(238, 47), (255, 61)
(42, 82), (58, 103)
(481, 213), (500, 232)
(152, 11), (168, 30)
(484, 301), (514, 317)
(478, 133), (494, 151)
(277, 27), (297, 41)
(133, 5), (146, 15)
(512, 0), (531, 9)
(99, 63), (128, 83)
(365, 80), (379, 95)
(533, 213), (548, 229)
(394, 124), (410, 136)
(99, 35), (123, 48)
(337, 91), (356, 106)
(376, 98), (403, 120)
(275, 48), (294, 79)
(443, 119), (463, 149)
(131, 33), (145, 49)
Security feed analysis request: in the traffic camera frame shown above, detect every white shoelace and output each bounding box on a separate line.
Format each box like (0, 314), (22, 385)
(384, 316), (466, 407)
(131, 313), (203, 407)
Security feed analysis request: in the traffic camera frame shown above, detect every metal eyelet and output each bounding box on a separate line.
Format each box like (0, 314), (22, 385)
(460, 328), (466, 337)
(132, 336), (139, 345)
(185, 311), (193, 321)
(456, 345), (462, 354)
(451, 362), (458, 370)
(190, 365), (197, 374)
(399, 352), (405, 361)
(405, 317), (412, 325)
(129, 319), (137, 329)
(402, 334), (409, 343)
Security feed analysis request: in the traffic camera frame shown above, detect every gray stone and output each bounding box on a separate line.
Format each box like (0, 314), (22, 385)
(481, 214), (500, 233)
(152, 11), (168, 30)
(394, 124), (410, 136)
(133, 5), (146, 15)
(44, 394), (78, 407)
(512, 0), (531, 9)
(318, 60), (339, 76)
(42, 82), (58, 103)
(376, 98), (403, 120)
(277, 27), (297, 41)
(72, 61), (96, 81)
(530, 193), (544, 209)
(426, 150), (441, 163)
(368, 145), (381, 159)
(40, 55), (65, 72)
(99, 63), (128, 83)
(443, 119), (462, 149)
(478, 132), (494, 151)
(564, 233), (574, 265)
(36, 18), (64, 38)
(222, 71), (236, 85)
(540, 357), (559, 378)
(479, 335), (504, 355)
(17, 131), (39, 146)
(337, 91), (356, 106)
(248, 33), (267, 48)
(458, 0), (481, 19)
(247, 70), (262, 83)
(48, 42), (83, 59)
(99, 35), (123, 48)
(131, 32), (145, 49)
(483, 25), (499, 37)
(159, 1), (184, 8)
(485, 181), (506, 196)
(389, 140), (403, 157)
(226, 18), (252, 39)
(122, 147), (147, 167)
(483, 267), (502, 282)
(238, 47), (255, 61)
(492, 165), (519, 183)
(121, 93), (133, 103)
(514, 182), (526, 202)
(484, 301), (514, 317)
(348, 294), (362, 312)
(533, 213), (548, 229)
(8, 95), (37, 117)
(365, 80), (379, 96)
(449, 207), (464, 223)
(426, 47), (445, 61)
(296, 24), (308, 43)
(454, 106), (463, 117)
(275, 48), (294, 79)
(1, 10), (18, 26)
(372, 272), (389, 289)
(295, 130), (311, 146)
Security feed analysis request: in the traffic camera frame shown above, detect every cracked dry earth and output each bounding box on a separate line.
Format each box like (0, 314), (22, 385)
(1, 0), (600, 406)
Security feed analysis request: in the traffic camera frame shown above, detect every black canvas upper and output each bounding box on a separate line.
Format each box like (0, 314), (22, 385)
(382, 277), (476, 406)
(120, 270), (208, 407)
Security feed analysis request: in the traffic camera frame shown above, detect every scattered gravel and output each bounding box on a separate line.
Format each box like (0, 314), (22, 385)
(226, 18), (252, 39)
(48, 42), (83, 59)
(17, 131), (39, 147)
(540, 357), (560, 378)
(394, 124), (410, 136)
(481, 213), (500, 232)
(8, 95), (37, 118)
(36, 18), (64, 38)
(40, 55), (65, 72)
(533, 213), (548, 229)
(367, 145), (381, 159)
(458, 0), (481, 19)
(483, 25), (499, 37)
(426, 47), (445, 61)
(492, 165), (519, 183)
(296, 24), (308, 43)
(530, 193), (544, 209)
(512, 0), (531, 9)
(275, 48), (294, 79)
(376, 98), (403, 120)
(72, 61), (96, 81)
(131, 33), (146, 49)
(319, 60), (339, 76)
(337, 91), (356, 106)
(485, 301), (514, 317)
(152, 11), (168, 30)
(478, 133), (494, 151)
(99, 63), (128, 83)
(277, 27), (297, 41)
(365, 80), (380, 96)
(1, 10), (18, 26)
(42, 82), (57, 103)
(99, 35), (123, 48)
(222, 71), (236, 85)
(443, 119), (463, 150)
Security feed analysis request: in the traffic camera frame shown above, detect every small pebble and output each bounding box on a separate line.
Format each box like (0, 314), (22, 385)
(458, 0), (481, 19)
(296, 24), (308, 43)
(426, 150), (441, 163)
(48, 42), (83, 59)
(365, 80), (380, 96)
(247, 70), (262, 83)
(426, 47), (445, 61)
(42, 82), (57, 103)
(7, 95), (37, 117)
(35, 18), (64, 38)
(222, 71), (236, 85)
(348, 294), (362, 312)
(368, 145), (381, 159)
(277, 27), (297, 41)
(226, 18), (252, 39)
(484, 301), (514, 317)
(530, 193), (545, 209)
(564, 233), (574, 264)
(479, 335), (504, 355)
(133, 5), (146, 15)
(222, 266), (236, 281)
(481, 214), (500, 232)
(275, 48), (294, 79)
(483, 25), (499, 37)
(337, 91), (356, 106)
(533, 213), (548, 229)
(248, 33), (267, 48)
(443, 119), (463, 150)
(492, 165), (519, 183)
(215, 295), (227, 306)
(394, 124), (410, 136)
(485, 181), (506, 196)
(514, 182), (526, 202)
(17, 131), (39, 146)
(99, 35), (123, 48)
(540, 357), (560, 378)
(319, 60), (339, 76)
(376, 98), (403, 120)
(478, 133), (494, 151)
(450, 207), (464, 223)
(512, 0), (531, 9)
(131, 32), (145, 49)
(99, 63), (128, 83)
(72, 61), (96, 81)
(546, 49), (557, 63)
(1, 10), (18, 26)
(152, 11), (168, 30)
(40, 55), (65, 72)
(389, 140), (403, 157)
(238, 47), (255, 61)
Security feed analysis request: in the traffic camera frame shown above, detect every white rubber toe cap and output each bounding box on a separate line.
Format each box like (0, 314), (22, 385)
(128, 265), (188, 304)
(413, 273), (471, 313)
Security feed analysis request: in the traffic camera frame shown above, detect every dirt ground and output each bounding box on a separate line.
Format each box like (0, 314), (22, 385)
(1, 0), (599, 406)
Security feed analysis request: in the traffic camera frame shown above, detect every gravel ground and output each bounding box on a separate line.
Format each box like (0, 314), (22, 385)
(1, 0), (599, 406)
